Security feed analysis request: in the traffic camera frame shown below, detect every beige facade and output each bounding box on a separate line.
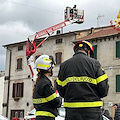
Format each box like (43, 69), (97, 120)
(91, 36), (120, 115)
(2, 26), (120, 119)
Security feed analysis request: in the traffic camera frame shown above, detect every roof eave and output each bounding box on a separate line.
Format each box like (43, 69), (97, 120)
(72, 33), (120, 44)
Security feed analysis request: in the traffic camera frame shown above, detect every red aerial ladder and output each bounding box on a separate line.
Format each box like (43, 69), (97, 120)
(26, 5), (84, 81)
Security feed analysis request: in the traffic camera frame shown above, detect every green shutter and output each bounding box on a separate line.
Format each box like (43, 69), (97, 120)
(116, 41), (120, 58)
(93, 45), (97, 59)
(116, 75), (120, 92)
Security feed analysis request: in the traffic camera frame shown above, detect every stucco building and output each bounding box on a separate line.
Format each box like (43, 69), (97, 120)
(0, 71), (5, 115)
(2, 25), (120, 119)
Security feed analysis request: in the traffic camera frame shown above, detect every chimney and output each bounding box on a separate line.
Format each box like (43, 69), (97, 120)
(56, 30), (61, 35)
(90, 27), (94, 34)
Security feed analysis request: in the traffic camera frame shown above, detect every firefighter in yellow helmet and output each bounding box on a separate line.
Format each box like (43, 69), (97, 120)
(33, 55), (62, 120)
(56, 41), (109, 120)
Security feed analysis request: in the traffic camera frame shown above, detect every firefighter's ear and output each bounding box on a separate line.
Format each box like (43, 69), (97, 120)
(37, 68), (40, 72)
(88, 50), (90, 57)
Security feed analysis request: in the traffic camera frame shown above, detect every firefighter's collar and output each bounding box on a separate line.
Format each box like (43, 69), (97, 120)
(74, 51), (87, 56)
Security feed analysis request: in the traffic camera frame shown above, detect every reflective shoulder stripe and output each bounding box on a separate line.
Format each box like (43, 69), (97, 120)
(46, 93), (57, 101)
(56, 77), (62, 86)
(33, 98), (47, 104)
(36, 111), (55, 117)
(97, 74), (108, 83)
(57, 76), (97, 87)
(63, 101), (102, 108)
(33, 93), (57, 104)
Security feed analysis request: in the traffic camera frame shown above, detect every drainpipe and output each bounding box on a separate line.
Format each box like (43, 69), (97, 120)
(4, 47), (12, 118)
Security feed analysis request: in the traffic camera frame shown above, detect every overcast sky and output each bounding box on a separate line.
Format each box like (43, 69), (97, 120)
(0, 0), (120, 71)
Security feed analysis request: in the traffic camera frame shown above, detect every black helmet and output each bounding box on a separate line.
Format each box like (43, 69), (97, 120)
(73, 41), (94, 57)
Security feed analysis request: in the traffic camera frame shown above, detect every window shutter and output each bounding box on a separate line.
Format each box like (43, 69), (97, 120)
(116, 75), (120, 92)
(12, 83), (16, 98)
(17, 83), (24, 97)
(20, 83), (24, 97)
(116, 41), (120, 58)
(17, 83), (20, 97)
(55, 52), (62, 64)
(17, 58), (22, 70)
(93, 45), (97, 59)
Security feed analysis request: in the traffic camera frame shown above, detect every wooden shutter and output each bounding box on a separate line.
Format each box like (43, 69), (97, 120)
(116, 41), (120, 58)
(12, 83), (16, 98)
(55, 52), (62, 64)
(116, 75), (120, 92)
(17, 58), (22, 70)
(17, 83), (24, 97)
(93, 45), (97, 59)
(19, 83), (24, 97)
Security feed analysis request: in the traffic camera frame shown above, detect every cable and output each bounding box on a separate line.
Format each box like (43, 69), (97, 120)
(7, 1), (63, 15)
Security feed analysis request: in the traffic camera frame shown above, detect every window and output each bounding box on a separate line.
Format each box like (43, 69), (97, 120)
(93, 45), (97, 59)
(17, 58), (22, 70)
(116, 41), (120, 58)
(56, 39), (62, 44)
(10, 110), (24, 120)
(12, 82), (24, 98)
(116, 75), (120, 92)
(55, 52), (62, 64)
(18, 46), (23, 51)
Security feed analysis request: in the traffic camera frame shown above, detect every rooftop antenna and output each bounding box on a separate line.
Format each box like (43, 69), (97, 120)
(97, 15), (104, 27)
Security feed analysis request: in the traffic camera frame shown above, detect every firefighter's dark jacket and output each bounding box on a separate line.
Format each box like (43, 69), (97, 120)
(56, 52), (109, 109)
(33, 75), (61, 118)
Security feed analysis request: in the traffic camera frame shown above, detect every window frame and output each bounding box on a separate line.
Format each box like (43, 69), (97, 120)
(10, 110), (24, 119)
(16, 57), (23, 71)
(12, 82), (24, 98)
(18, 45), (23, 51)
(56, 38), (62, 44)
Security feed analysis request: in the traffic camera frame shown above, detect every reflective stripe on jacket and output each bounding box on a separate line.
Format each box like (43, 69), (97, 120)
(33, 93), (57, 104)
(36, 111), (56, 118)
(56, 52), (109, 108)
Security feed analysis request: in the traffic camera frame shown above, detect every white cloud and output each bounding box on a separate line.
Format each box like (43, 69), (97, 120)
(0, 21), (34, 45)
(0, 21), (34, 71)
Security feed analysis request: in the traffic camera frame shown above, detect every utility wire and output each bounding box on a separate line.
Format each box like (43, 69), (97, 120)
(7, 1), (63, 15)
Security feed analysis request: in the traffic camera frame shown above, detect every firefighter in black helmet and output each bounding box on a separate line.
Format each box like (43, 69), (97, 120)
(33, 55), (62, 120)
(56, 41), (109, 120)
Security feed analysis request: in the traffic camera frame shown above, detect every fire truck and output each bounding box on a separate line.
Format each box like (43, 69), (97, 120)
(26, 5), (84, 82)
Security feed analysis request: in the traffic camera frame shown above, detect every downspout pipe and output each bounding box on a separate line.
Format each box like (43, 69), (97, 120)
(4, 47), (12, 118)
